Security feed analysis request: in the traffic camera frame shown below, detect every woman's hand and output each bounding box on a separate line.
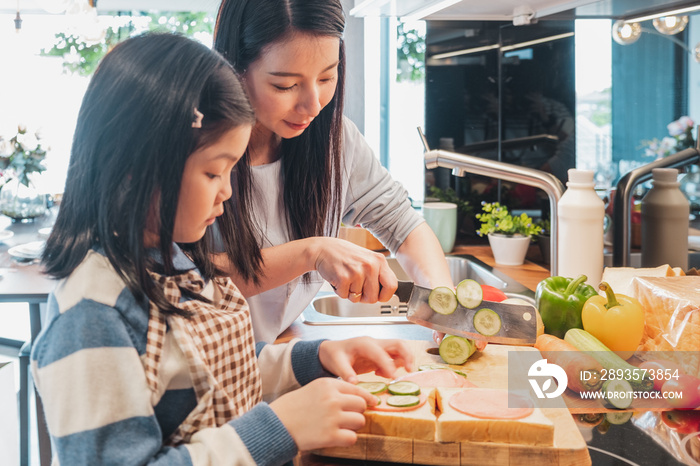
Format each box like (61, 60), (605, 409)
(312, 237), (397, 304)
(318, 337), (414, 384)
(432, 330), (445, 346)
(269, 378), (376, 451)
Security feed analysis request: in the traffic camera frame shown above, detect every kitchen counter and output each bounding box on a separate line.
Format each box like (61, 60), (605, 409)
(275, 246), (691, 466)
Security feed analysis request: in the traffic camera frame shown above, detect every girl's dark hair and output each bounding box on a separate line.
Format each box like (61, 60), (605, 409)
(42, 32), (258, 315)
(214, 0), (345, 276)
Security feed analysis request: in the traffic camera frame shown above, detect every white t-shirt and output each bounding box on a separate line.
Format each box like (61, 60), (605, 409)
(246, 117), (423, 343)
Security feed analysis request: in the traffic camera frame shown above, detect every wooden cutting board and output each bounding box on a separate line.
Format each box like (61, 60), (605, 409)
(312, 340), (591, 466)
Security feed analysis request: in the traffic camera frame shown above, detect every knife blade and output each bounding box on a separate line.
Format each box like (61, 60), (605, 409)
(394, 280), (537, 345)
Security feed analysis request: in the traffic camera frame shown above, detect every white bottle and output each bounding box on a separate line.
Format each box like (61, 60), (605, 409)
(557, 169), (605, 286)
(641, 168), (689, 269)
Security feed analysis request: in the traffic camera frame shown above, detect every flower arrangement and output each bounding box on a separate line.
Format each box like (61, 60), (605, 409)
(0, 124), (48, 187)
(640, 116), (695, 160)
(476, 202), (542, 237)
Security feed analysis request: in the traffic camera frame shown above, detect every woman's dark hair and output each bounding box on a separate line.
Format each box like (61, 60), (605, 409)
(42, 32), (258, 315)
(214, 0), (345, 275)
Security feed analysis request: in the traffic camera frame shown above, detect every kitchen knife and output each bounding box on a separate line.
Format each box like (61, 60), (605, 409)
(394, 280), (537, 345)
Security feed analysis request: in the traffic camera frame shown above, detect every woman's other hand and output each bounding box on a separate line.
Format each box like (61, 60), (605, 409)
(269, 378), (377, 451)
(318, 337), (414, 384)
(313, 237), (397, 304)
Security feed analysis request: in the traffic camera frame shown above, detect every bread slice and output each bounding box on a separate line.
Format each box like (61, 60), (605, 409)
(435, 387), (554, 446)
(600, 264), (674, 296)
(363, 388), (437, 441)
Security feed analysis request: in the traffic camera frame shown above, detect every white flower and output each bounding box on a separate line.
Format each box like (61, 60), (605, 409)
(668, 116), (695, 136)
(667, 119), (685, 136)
(661, 137), (677, 152)
(679, 116), (694, 129)
(16, 131), (40, 152)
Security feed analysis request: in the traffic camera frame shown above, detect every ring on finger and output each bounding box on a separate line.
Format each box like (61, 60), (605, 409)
(351, 291), (362, 299)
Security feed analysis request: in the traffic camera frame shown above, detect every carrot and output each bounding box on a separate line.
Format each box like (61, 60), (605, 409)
(535, 334), (604, 393)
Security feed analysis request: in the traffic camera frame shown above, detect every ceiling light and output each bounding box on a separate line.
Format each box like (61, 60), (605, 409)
(612, 20), (642, 45)
(14, 10), (22, 33)
(500, 32), (574, 52)
(652, 15), (689, 35)
(13, 0), (21, 32)
(431, 44), (499, 60)
(400, 0), (462, 23)
(626, 5), (700, 23)
(430, 32), (574, 60)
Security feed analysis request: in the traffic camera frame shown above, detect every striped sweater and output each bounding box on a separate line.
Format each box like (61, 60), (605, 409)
(31, 246), (329, 465)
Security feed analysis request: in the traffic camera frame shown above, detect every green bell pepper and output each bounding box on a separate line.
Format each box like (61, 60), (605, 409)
(535, 275), (597, 339)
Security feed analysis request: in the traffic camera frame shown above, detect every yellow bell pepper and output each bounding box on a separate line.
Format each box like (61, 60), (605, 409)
(581, 282), (645, 360)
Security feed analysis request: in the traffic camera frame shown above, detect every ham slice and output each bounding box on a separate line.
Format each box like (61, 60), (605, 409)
(449, 389), (534, 420)
(370, 393), (429, 412)
(394, 369), (476, 388)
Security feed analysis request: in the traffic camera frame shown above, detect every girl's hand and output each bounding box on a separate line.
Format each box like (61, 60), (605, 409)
(312, 238), (397, 304)
(269, 378), (377, 451)
(318, 337), (414, 384)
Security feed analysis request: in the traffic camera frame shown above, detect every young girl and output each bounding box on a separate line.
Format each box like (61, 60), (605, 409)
(33, 33), (413, 465)
(213, 0), (454, 343)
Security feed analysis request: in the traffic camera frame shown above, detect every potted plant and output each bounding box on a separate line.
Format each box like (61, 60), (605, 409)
(0, 124), (48, 221)
(476, 202), (541, 266)
(534, 218), (551, 264)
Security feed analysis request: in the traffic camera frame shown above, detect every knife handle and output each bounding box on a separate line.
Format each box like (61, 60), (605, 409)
(394, 280), (414, 303)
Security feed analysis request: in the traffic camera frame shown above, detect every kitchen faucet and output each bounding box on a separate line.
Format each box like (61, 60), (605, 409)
(612, 129), (700, 267)
(418, 127), (565, 276)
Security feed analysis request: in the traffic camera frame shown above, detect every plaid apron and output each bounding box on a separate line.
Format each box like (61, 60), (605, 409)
(143, 270), (263, 445)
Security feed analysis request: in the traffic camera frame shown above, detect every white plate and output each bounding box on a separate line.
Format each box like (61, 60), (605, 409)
(8, 241), (45, 260)
(0, 230), (13, 243)
(38, 227), (52, 238)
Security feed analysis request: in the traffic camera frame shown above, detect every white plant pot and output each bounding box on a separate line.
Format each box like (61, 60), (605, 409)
(487, 233), (531, 266)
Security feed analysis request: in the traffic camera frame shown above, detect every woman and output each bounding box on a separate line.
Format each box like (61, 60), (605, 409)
(214, 0), (453, 343)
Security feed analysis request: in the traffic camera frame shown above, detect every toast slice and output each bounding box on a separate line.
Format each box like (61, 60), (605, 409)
(363, 388), (437, 441)
(435, 387), (554, 445)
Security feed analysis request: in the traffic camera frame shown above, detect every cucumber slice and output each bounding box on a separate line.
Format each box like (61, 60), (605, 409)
(602, 379), (634, 410)
(386, 395), (420, 408)
(456, 279), (483, 308)
(387, 381), (421, 396)
(428, 286), (458, 315)
(473, 308), (502, 336)
(439, 335), (476, 365)
(605, 411), (633, 425)
(356, 381), (388, 395)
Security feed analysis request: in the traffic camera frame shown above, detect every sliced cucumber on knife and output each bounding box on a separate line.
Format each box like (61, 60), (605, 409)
(473, 308), (502, 336)
(428, 286), (458, 315)
(386, 395), (420, 408)
(455, 279), (482, 308)
(387, 381), (421, 396)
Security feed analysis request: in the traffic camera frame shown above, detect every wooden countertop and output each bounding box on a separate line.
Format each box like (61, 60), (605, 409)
(276, 245), (550, 344)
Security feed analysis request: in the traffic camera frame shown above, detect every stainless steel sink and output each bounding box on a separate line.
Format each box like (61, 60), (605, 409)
(301, 254), (536, 325)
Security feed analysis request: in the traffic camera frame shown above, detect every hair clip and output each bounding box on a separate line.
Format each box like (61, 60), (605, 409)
(192, 108), (204, 128)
